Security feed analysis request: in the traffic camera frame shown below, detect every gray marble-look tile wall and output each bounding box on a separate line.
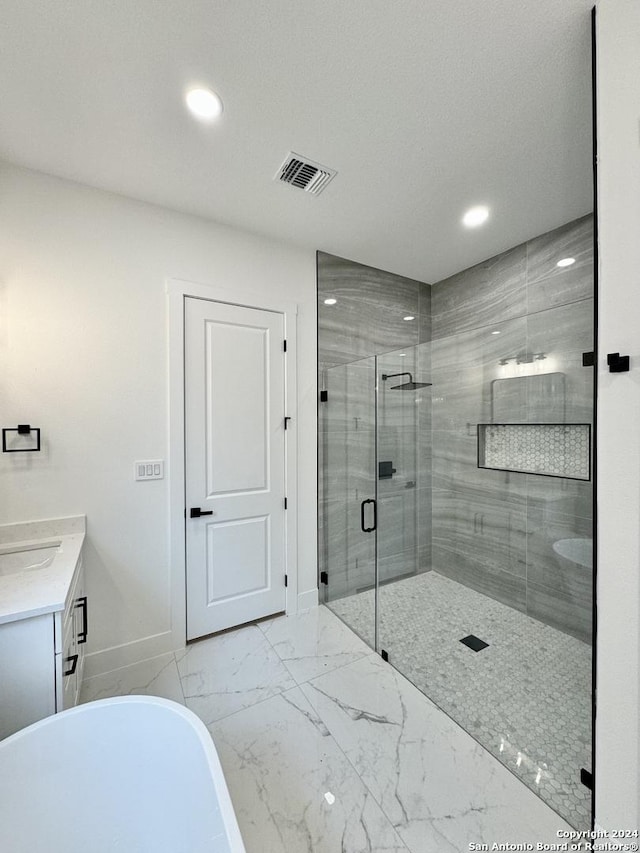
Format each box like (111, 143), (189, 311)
(318, 252), (432, 606)
(317, 252), (431, 366)
(430, 214), (594, 642)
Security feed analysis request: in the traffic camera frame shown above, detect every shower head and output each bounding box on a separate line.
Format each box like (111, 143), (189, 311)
(391, 380), (432, 390)
(381, 372), (433, 391)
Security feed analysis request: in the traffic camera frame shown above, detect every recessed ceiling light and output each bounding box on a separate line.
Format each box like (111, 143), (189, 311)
(491, 330), (501, 335)
(462, 205), (490, 228)
(185, 87), (223, 121)
(323, 298), (337, 305)
(556, 257), (576, 268)
(403, 315), (415, 321)
(399, 353), (407, 357)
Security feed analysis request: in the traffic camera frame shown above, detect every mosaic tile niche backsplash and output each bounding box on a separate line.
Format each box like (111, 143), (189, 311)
(478, 423), (591, 481)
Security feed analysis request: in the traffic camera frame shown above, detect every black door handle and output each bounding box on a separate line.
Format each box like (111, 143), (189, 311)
(64, 654), (78, 677)
(76, 596), (88, 644)
(190, 507), (214, 518)
(360, 498), (377, 533)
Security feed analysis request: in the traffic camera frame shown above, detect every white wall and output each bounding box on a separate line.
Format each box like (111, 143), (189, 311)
(595, 0), (640, 831)
(0, 163), (318, 673)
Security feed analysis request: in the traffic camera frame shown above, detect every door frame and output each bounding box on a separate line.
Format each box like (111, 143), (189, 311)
(167, 277), (299, 651)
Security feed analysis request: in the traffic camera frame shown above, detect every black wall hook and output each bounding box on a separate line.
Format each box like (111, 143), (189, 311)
(607, 352), (630, 373)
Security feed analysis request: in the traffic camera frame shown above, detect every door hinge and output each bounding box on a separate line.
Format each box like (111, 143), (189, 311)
(381, 649), (389, 662)
(284, 574), (288, 587)
(284, 416), (291, 430)
(320, 390), (328, 402)
(580, 768), (593, 790)
(284, 497), (288, 509)
(283, 339), (287, 352)
(320, 570), (328, 585)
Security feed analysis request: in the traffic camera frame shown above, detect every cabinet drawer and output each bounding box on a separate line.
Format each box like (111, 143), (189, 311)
(54, 554), (84, 654)
(56, 615), (78, 712)
(73, 580), (87, 695)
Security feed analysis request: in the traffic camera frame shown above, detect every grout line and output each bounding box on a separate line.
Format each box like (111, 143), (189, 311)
(202, 685), (295, 729)
(171, 652), (187, 705)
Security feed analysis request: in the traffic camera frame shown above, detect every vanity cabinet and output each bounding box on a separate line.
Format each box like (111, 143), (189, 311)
(0, 552), (86, 740)
(55, 553), (87, 712)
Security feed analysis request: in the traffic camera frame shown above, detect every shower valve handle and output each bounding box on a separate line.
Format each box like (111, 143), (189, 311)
(360, 498), (377, 533)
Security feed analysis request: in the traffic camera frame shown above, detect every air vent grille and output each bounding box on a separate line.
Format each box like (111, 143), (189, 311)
(275, 152), (336, 195)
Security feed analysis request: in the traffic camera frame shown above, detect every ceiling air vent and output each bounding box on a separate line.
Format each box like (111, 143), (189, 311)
(274, 152), (336, 195)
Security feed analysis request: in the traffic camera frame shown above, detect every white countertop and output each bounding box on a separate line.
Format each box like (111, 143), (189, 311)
(0, 516), (85, 626)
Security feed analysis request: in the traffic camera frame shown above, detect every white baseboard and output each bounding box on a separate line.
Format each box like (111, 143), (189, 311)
(84, 631), (175, 679)
(297, 587), (319, 612)
(85, 593), (319, 678)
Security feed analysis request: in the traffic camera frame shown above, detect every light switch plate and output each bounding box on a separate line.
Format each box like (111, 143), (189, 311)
(135, 460), (164, 481)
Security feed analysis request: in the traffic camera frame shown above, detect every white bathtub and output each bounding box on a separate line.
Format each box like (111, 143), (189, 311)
(0, 696), (245, 853)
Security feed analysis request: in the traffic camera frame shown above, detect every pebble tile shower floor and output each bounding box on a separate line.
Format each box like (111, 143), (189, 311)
(329, 571), (592, 830)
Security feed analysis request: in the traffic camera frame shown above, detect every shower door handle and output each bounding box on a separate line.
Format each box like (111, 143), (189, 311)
(360, 498), (377, 533)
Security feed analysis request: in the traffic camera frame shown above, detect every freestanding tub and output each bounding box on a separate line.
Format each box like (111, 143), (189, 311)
(0, 696), (245, 852)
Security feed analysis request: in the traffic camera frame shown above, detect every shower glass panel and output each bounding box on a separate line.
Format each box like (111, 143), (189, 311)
(376, 341), (434, 661)
(322, 356), (377, 649)
(376, 347), (421, 586)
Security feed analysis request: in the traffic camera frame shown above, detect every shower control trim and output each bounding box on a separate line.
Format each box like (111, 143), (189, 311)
(379, 461), (396, 479)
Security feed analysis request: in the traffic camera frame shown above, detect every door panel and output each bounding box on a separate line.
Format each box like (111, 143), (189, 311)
(185, 297), (286, 640)
(205, 515), (269, 602)
(204, 319), (269, 495)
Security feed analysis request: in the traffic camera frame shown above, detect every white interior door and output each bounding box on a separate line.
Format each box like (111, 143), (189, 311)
(184, 297), (287, 640)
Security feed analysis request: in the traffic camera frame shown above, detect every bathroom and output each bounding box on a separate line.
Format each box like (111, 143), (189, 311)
(0, 1), (639, 850)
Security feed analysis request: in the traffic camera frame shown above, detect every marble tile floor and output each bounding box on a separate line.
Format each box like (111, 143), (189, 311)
(81, 604), (575, 852)
(329, 572), (592, 831)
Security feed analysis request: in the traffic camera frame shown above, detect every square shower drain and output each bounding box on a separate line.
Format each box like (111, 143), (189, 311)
(460, 634), (489, 652)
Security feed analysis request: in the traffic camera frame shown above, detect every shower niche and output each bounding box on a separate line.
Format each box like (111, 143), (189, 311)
(477, 422), (592, 480)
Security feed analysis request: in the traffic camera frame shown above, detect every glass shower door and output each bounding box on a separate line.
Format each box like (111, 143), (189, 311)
(376, 342), (432, 661)
(375, 346), (424, 588)
(322, 356), (377, 648)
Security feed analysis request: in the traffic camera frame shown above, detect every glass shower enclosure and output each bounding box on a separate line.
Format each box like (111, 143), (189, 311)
(320, 316), (593, 831)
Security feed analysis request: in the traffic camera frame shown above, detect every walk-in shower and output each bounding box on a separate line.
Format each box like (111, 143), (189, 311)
(317, 214), (594, 831)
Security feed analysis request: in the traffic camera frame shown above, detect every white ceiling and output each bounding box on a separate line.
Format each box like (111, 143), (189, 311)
(0, 0), (594, 282)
